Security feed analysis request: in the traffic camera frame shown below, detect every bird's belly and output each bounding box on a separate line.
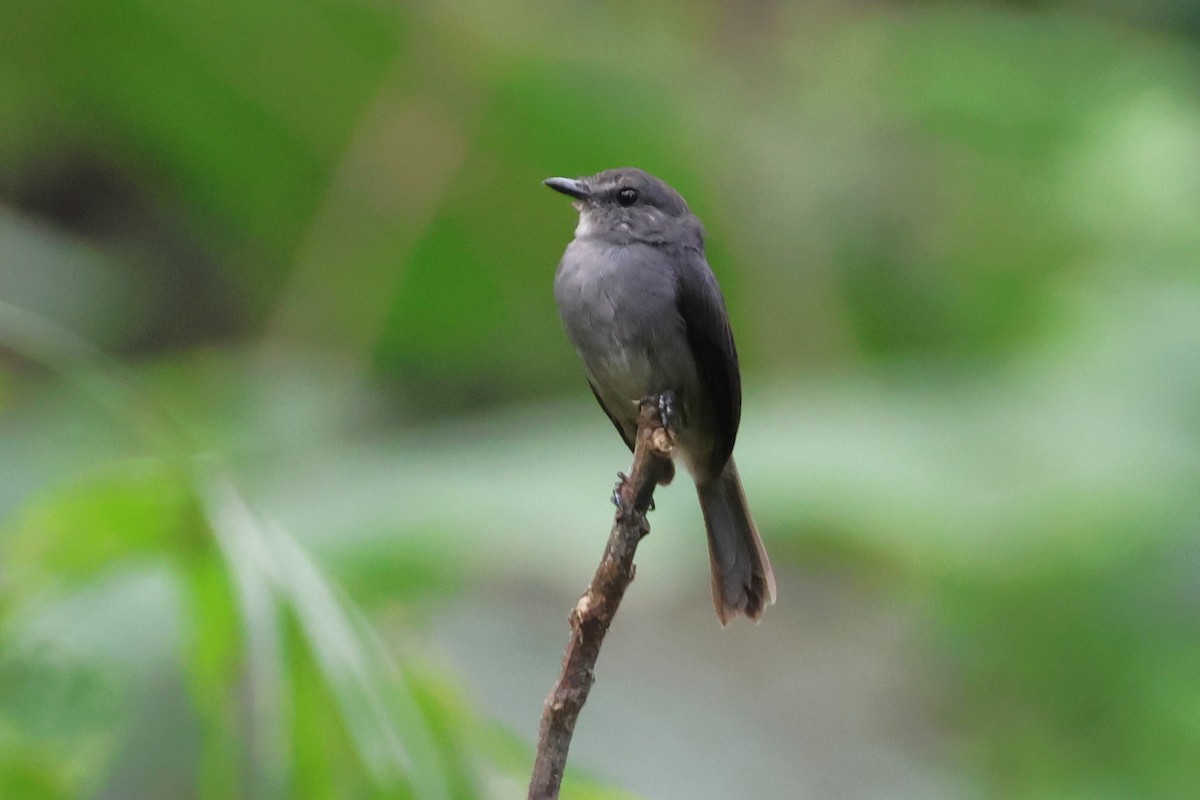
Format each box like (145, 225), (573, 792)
(573, 312), (700, 433)
(555, 241), (703, 431)
(584, 344), (655, 405)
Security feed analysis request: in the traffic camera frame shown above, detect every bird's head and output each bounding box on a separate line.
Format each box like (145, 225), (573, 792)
(544, 167), (703, 248)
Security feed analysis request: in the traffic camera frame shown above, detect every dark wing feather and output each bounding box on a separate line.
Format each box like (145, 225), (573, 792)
(588, 379), (635, 451)
(675, 251), (742, 474)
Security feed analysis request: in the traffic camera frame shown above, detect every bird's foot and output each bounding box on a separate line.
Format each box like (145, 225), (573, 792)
(612, 470), (655, 516)
(611, 472), (628, 509)
(639, 390), (679, 437)
(658, 390), (677, 435)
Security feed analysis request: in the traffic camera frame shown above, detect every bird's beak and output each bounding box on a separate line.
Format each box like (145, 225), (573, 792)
(543, 177), (591, 200)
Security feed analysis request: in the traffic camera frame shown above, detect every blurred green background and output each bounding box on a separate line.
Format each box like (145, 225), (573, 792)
(2, 1), (1199, 798)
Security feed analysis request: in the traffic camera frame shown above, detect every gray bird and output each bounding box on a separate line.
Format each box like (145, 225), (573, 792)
(545, 167), (776, 624)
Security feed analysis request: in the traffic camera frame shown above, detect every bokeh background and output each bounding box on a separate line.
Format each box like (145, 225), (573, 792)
(2, 1), (1199, 798)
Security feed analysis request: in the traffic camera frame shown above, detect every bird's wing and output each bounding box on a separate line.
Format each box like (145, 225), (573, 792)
(675, 250), (742, 473)
(588, 378), (636, 452)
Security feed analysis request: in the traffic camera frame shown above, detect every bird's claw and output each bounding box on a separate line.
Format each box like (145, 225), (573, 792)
(612, 472), (629, 510)
(612, 470), (655, 515)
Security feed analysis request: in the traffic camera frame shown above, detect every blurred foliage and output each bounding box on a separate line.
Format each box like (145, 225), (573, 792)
(2, 0), (1200, 798)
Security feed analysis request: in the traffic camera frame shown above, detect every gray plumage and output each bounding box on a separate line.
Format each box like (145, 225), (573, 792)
(545, 167), (776, 624)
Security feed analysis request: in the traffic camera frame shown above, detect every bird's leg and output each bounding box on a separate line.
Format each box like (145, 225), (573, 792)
(638, 390), (680, 436)
(655, 390), (679, 437)
(635, 391), (677, 488)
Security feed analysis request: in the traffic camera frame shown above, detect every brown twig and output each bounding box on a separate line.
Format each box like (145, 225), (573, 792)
(527, 400), (676, 800)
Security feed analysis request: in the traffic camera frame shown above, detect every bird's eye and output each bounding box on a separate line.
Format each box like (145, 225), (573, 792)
(616, 187), (639, 207)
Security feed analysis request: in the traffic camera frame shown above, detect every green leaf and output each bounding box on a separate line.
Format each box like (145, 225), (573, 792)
(2, 461), (192, 603)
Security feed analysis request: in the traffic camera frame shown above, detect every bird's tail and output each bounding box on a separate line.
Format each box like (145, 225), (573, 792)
(696, 459), (776, 625)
